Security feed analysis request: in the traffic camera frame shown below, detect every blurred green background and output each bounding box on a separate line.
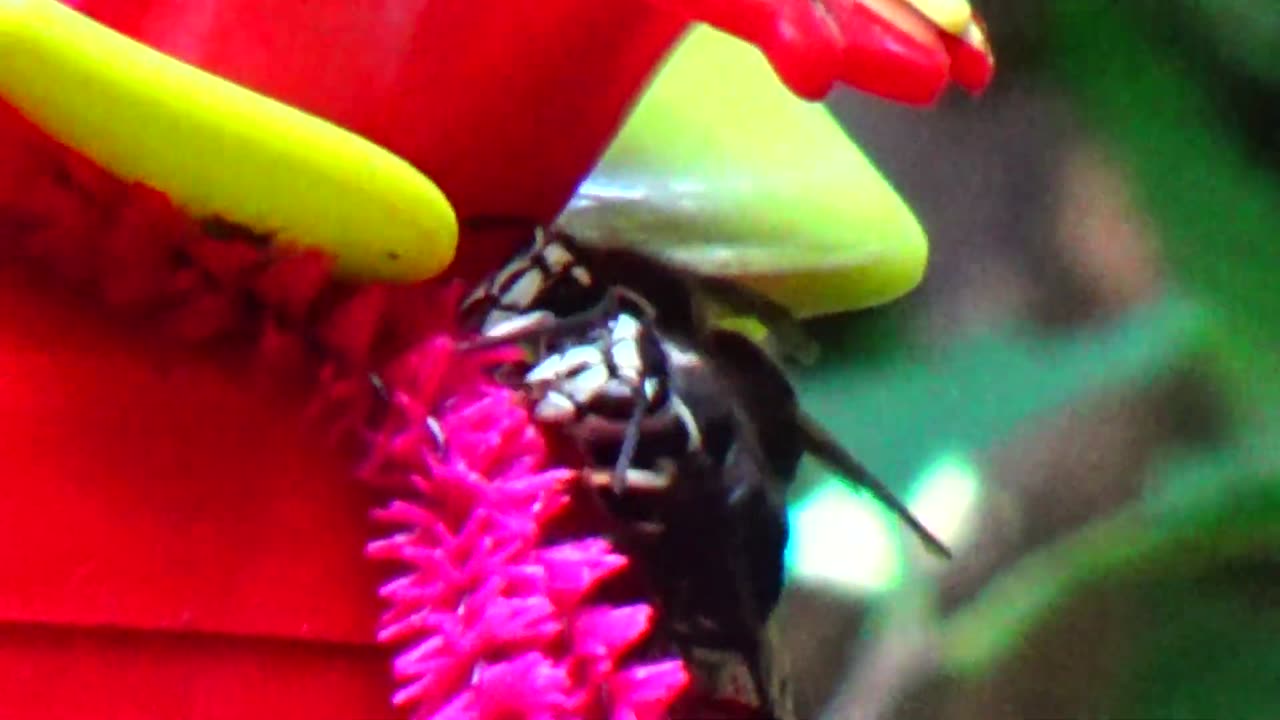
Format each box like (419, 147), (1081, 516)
(780, 1), (1280, 718)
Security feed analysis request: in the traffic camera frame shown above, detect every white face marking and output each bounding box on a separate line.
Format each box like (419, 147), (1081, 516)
(607, 314), (646, 384)
(500, 266), (544, 311)
(612, 313), (643, 338)
(526, 345), (604, 384)
(583, 466), (674, 491)
(533, 391), (577, 423)
(561, 363), (613, 404)
(482, 308), (553, 337)
(490, 255), (531, 294)
(465, 242), (538, 326)
(610, 339), (643, 384)
(540, 241), (575, 272)
(570, 265), (592, 286)
(527, 344), (623, 407)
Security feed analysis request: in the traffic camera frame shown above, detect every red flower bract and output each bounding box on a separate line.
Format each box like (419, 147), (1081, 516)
(1, 1), (994, 717)
(1, 104), (691, 718)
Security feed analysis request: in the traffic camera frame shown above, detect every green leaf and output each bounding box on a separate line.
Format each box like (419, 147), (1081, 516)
(1116, 578), (1280, 720)
(940, 467), (1280, 679)
(785, 296), (1205, 584)
(793, 296), (1204, 486)
(1043, 0), (1280, 436)
(1176, 0), (1280, 84)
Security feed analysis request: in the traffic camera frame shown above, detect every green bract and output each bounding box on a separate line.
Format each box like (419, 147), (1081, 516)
(561, 26), (929, 318)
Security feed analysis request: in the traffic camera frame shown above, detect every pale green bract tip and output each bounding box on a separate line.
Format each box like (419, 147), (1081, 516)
(562, 25), (929, 317)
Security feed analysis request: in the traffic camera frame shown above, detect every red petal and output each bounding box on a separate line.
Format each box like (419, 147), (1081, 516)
(652, 0), (989, 104)
(649, 0), (844, 100)
(0, 117), (465, 715)
(0, 268), (393, 717)
(0, 631), (392, 720)
(825, 0), (951, 105)
(941, 25), (995, 94)
(73, 0), (686, 222)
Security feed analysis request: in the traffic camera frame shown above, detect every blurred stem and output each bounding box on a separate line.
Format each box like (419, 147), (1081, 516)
(822, 574), (941, 720)
(939, 472), (1280, 677)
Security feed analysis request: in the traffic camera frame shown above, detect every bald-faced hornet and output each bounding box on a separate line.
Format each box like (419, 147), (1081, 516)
(460, 227), (946, 554)
(459, 226), (948, 716)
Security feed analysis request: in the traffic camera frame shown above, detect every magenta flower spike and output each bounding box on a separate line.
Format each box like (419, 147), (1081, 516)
(359, 332), (692, 719)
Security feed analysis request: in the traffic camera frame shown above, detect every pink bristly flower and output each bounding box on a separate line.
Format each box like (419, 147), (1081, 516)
(360, 335), (690, 720)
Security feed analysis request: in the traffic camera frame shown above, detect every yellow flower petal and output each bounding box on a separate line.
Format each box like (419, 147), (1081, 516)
(0, 0), (456, 281)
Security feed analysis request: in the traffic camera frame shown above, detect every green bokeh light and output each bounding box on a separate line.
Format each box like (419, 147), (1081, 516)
(786, 451), (982, 594)
(906, 451), (983, 552)
(786, 475), (904, 593)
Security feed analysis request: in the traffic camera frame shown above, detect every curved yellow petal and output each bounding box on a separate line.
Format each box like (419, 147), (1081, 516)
(562, 26), (927, 317)
(0, 0), (456, 281)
